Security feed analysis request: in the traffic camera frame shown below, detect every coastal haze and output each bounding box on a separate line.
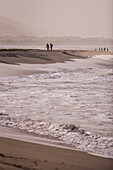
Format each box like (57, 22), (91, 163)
(0, 0), (113, 48)
(0, 0), (113, 38)
(0, 1), (113, 170)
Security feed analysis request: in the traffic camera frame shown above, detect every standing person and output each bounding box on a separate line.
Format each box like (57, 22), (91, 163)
(50, 43), (53, 51)
(46, 43), (49, 51)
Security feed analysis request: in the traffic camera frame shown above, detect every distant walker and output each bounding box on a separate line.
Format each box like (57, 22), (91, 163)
(46, 43), (49, 51)
(50, 43), (53, 51)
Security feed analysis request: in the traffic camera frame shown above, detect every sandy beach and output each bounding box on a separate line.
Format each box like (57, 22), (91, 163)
(0, 49), (113, 170)
(0, 136), (113, 170)
(0, 49), (113, 77)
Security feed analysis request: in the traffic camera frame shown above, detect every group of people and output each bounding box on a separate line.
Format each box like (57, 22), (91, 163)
(95, 47), (109, 51)
(46, 43), (53, 51)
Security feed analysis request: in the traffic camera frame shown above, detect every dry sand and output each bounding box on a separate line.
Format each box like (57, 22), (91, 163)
(0, 49), (113, 65)
(0, 49), (113, 169)
(0, 49), (113, 77)
(0, 49), (85, 65)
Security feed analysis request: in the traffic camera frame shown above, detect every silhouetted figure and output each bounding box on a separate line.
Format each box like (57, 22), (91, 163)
(46, 43), (49, 51)
(99, 48), (100, 51)
(50, 43), (53, 51)
(107, 48), (109, 51)
(104, 47), (106, 51)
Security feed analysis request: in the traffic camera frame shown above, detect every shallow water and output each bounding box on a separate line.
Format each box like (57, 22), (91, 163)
(0, 57), (113, 158)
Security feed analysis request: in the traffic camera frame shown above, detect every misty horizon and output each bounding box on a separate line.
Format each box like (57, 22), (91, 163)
(0, 15), (113, 47)
(0, 15), (113, 40)
(0, 0), (113, 39)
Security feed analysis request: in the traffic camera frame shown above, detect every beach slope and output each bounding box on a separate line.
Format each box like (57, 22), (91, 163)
(0, 136), (113, 170)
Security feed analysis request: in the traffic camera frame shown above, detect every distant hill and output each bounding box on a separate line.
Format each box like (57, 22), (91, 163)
(0, 16), (113, 47)
(0, 16), (35, 37)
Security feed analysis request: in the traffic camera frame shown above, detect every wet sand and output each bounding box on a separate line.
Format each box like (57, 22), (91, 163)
(0, 126), (113, 170)
(0, 49), (113, 169)
(0, 136), (113, 170)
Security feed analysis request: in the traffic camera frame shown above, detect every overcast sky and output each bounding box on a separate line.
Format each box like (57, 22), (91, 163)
(0, 0), (113, 38)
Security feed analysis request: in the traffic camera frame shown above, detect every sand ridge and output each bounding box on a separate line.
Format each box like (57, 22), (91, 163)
(0, 49), (113, 65)
(0, 49), (113, 77)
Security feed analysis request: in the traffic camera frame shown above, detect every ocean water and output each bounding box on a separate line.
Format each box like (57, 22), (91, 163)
(0, 55), (113, 158)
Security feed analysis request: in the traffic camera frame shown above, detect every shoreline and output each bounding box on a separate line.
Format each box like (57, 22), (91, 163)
(0, 127), (113, 170)
(0, 125), (112, 159)
(0, 126), (74, 151)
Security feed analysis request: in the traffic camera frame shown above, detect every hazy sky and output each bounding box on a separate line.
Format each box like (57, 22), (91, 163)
(0, 0), (113, 38)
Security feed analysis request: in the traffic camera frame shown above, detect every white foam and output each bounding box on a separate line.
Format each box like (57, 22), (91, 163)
(93, 55), (113, 60)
